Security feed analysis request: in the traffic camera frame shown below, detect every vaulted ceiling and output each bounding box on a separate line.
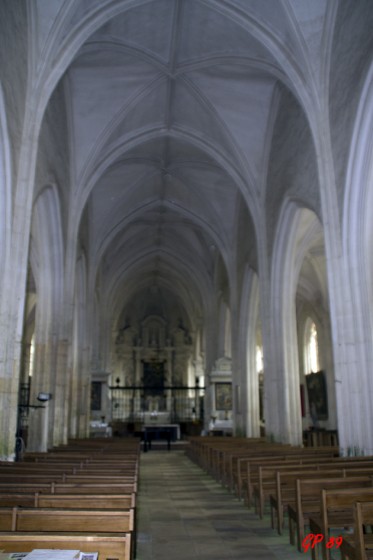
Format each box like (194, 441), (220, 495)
(36, 0), (336, 333)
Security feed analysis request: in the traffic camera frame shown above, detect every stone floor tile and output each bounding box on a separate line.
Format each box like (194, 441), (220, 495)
(136, 449), (314, 560)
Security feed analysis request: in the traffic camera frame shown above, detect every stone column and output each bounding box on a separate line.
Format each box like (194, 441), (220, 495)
(52, 339), (69, 446)
(134, 347), (142, 385)
(27, 337), (54, 452)
(165, 345), (173, 416)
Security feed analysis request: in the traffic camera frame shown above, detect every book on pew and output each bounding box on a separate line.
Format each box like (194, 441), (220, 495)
(0, 555), (28, 560)
(0, 551), (98, 560)
(0, 554), (28, 560)
(15, 551), (80, 560)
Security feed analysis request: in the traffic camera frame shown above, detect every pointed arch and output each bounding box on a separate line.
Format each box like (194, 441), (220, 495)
(270, 200), (324, 444)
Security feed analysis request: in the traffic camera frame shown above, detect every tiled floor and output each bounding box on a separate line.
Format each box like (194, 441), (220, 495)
(136, 449), (315, 560)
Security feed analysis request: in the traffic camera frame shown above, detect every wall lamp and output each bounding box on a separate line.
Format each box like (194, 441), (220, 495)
(37, 392), (52, 402)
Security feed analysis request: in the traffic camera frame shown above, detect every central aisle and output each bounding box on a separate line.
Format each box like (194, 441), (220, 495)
(136, 449), (310, 560)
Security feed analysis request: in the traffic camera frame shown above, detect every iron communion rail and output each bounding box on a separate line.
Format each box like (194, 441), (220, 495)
(108, 383), (205, 425)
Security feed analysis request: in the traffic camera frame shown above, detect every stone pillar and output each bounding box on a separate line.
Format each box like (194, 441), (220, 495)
(52, 339), (69, 446)
(77, 344), (91, 438)
(165, 345), (173, 415)
(134, 347), (142, 385)
(133, 347), (142, 420)
(0, 376), (19, 460)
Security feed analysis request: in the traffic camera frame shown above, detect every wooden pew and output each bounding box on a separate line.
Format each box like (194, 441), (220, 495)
(1, 437), (140, 560)
(241, 453), (343, 506)
(219, 444), (335, 487)
(0, 473), (65, 483)
(242, 456), (373, 507)
(0, 493), (36, 507)
(246, 457), (346, 510)
(61, 474), (137, 483)
(0, 492), (136, 509)
(0, 463), (138, 475)
(270, 466), (373, 535)
(0, 505), (136, 559)
(36, 492), (136, 510)
(23, 452), (139, 464)
(0, 473), (137, 486)
(0, 506), (134, 533)
(288, 476), (373, 552)
(340, 501), (373, 560)
(52, 482), (138, 494)
(309, 487), (373, 560)
(0, 483), (53, 494)
(267, 468), (354, 530)
(0, 481), (137, 494)
(188, 437), (284, 478)
(253, 465), (350, 518)
(0, 532), (131, 560)
(218, 444), (294, 486)
(232, 448), (339, 498)
(39, 489), (139, 558)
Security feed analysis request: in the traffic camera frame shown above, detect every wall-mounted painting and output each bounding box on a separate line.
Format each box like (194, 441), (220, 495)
(215, 382), (232, 411)
(305, 370), (328, 420)
(91, 381), (102, 411)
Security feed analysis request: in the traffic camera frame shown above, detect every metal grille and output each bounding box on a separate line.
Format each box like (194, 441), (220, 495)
(18, 382), (31, 430)
(109, 385), (205, 423)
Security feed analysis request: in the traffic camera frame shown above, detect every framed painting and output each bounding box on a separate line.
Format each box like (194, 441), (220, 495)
(300, 384), (306, 417)
(215, 382), (232, 411)
(91, 381), (102, 411)
(305, 370), (328, 420)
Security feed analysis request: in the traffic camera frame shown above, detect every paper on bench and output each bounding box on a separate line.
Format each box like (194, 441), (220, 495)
(2, 554), (29, 560)
(22, 550), (80, 560)
(78, 554), (98, 560)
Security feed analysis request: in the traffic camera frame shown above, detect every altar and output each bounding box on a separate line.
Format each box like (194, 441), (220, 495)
(142, 411), (171, 424)
(143, 423), (180, 440)
(142, 423), (181, 451)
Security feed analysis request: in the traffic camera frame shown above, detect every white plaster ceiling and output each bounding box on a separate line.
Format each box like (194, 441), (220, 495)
(54, 0), (331, 327)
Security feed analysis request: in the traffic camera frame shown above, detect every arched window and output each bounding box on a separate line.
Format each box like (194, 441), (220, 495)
(224, 306), (231, 358)
(304, 318), (319, 374)
(29, 334), (35, 378)
(256, 345), (263, 374)
(256, 343), (264, 422)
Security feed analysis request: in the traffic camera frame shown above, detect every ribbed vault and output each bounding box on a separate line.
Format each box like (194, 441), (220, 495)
(60, 0), (301, 338)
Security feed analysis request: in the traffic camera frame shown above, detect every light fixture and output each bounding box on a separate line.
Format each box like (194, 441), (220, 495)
(37, 392), (52, 402)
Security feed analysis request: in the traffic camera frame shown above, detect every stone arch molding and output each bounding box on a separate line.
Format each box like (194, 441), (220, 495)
(70, 253), (90, 439)
(0, 82), (12, 294)
(343, 57), (373, 365)
(270, 199), (325, 444)
(26, 185), (65, 452)
(31, 185), (64, 328)
(238, 266), (260, 438)
(74, 253), (89, 347)
(342, 59), (373, 453)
